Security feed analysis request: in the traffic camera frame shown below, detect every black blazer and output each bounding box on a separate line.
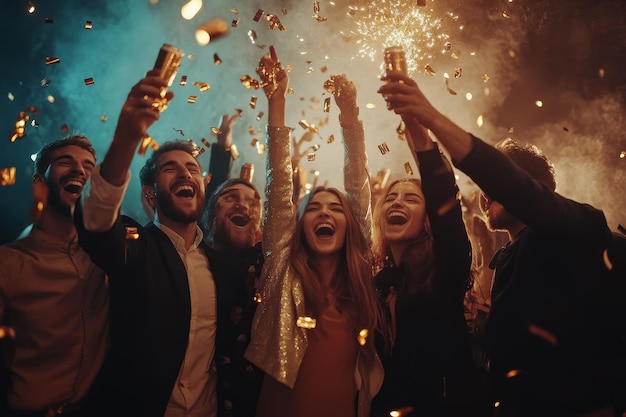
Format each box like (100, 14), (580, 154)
(75, 207), (205, 417)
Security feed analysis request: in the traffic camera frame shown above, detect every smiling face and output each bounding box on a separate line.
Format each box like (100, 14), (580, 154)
(300, 190), (347, 258)
(151, 150), (205, 225)
(211, 183), (261, 250)
(37, 145), (96, 217)
(380, 180), (427, 244)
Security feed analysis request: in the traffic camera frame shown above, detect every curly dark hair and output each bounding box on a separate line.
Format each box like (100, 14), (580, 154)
(139, 140), (202, 186)
(496, 138), (556, 191)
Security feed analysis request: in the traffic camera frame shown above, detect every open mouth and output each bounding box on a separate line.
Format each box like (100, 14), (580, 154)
(174, 184), (195, 198)
(315, 223), (335, 236)
(230, 214), (251, 227)
(63, 180), (83, 194)
(387, 211), (408, 225)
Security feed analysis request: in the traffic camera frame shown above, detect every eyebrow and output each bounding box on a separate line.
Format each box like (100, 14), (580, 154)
(158, 160), (200, 170)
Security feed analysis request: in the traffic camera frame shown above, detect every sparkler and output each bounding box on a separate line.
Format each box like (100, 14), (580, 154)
(349, 0), (457, 76)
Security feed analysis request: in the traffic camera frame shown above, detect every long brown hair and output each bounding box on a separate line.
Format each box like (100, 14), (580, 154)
(290, 186), (383, 349)
(372, 178), (436, 298)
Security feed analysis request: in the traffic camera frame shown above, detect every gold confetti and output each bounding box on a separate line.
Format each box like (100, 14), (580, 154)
(281, 8), (288, 15)
(323, 97), (331, 113)
(253, 9), (263, 22)
(100, 115), (108, 122)
(10, 111), (29, 142)
(502, 10), (511, 19)
(298, 120), (310, 130)
(306, 153), (316, 161)
(287, 87), (294, 94)
(444, 75), (457, 95)
(253, 291), (262, 303)
(0, 167), (16, 186)
(424, 64), (436, 76)
(189, 140), (205, 158)
(256, 111), (264, 120)
(138, 135), (159, 156)
(192, 81), (210, 92)
(179, 75), (187, 86)
(231, 8), (239, 14)
(201, 138), (212, 149)
(45, 57), (60, 65)
(266, 14), (286, 31)
(508, 127), (515, 134)
(125, 227), (140, 240)
(213, 53), (222, 66)
(41, 78), (51, 87)
(85, 21), (93, 29)
(240, 75), (261, 89)
(357, 328), (369, 346)
(230, 144), (239, 160)
(250, 138), (258, 147)
(84, 77), (95, 85)
(0, 326), (16, 339)
(528, 324), (557, 345)
(232, 19), (240, 27)
(60, 124), (69, 133)
(378, 142), (390, 155)
(187, 96), (198, 103)
(210, 127), (222, 136)
(396, 121), (406, 141)
(249, 96), (257, 109)
(195, 18), (229, 45)
(296, 316), (317, 329)
(506, 369), (522, 378)
(256, 143), (266, 154)
(314, 1), (320, 14)
(248, 30), (258, 44)
(404, 162), (413, 175)
(27, 2), (35, 13)
(173, 128), (185, 136)
(327, 134), (335, 144)
(248, 127), (256, 135)
(313, 15), (327, 22)
(454, 67), (462, 78)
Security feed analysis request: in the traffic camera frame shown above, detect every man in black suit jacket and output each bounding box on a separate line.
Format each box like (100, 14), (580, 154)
(75, 69), (218, 416)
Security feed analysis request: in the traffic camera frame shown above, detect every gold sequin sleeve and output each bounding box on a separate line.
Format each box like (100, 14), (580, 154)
(244, 125), (308, 389)
(341, 120), (372, 247)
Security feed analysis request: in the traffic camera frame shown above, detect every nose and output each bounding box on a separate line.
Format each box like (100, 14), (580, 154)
(178, 166), (192, 179)
(70, 161), (87, 177)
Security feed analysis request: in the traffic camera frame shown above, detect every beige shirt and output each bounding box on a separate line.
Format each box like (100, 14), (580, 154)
(0, 227), (109, 410)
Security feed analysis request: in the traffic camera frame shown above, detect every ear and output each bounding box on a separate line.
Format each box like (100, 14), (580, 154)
(142, 185), (156, 209)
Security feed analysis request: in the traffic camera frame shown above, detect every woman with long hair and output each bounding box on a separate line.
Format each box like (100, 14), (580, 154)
(370, 117), (488, 416)
(244, 47), (383, 417)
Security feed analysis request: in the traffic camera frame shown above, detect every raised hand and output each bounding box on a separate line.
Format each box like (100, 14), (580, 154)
(216, 111), (241, 150)
(328, 74), (359, 126)
(256, 45), (288, 101)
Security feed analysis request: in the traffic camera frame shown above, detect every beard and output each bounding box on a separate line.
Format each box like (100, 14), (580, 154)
(155, 187), (204, 224)
(212, 219), (257, 251)
(45, 179), (73, 218)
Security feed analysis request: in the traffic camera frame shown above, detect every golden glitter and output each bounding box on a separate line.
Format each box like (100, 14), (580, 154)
(85, 21), (93, 29)
(84, 77), (95, 85)
(100, 115), (108, 122)
(232, 19), (240, 27)
(327, 134), (335, 144)
(256, 111), (264, 120)
(378, 142), (390, 155)
(210, 127), (222, 136)
(250, 96), (257, 109)
(298, 120), (310, 130)
(253, 9), (263, 22)
(10, 111), (29, 142)
(231, 8), (239, 14)
(253, 291), (262, 303)
(214, 53), (222, 66)
(240, 75), (261, 89)
(424, 64), (436, 76)
(45, 57), (60, 65)
(125, 227), (140, 240)
(404, 162), (413, 175)
(250, 138), (259, 147)
(257, 143), (266, 154)
(201, 138), (212, 149)
(0, 167), (16, 186)
(187, 96), (198, 103)
(307, 153), (316, 161)
(179, 75), (187, 86)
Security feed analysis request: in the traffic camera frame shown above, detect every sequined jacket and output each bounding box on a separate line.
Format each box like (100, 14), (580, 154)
(244, 122), (384, 417)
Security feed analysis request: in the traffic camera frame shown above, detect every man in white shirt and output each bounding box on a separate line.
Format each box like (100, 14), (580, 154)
(74, 69), (217, 417)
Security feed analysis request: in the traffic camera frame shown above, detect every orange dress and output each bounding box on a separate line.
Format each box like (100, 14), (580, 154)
(256, 300), (358, 417)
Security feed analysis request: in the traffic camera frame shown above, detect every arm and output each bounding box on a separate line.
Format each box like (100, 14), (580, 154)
(331, 74), (372, 245)
(205, 112), (240, 199)
(82, 70), (172, 232)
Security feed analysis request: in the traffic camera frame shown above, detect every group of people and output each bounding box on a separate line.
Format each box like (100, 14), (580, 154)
(1, 43), (624, 417)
